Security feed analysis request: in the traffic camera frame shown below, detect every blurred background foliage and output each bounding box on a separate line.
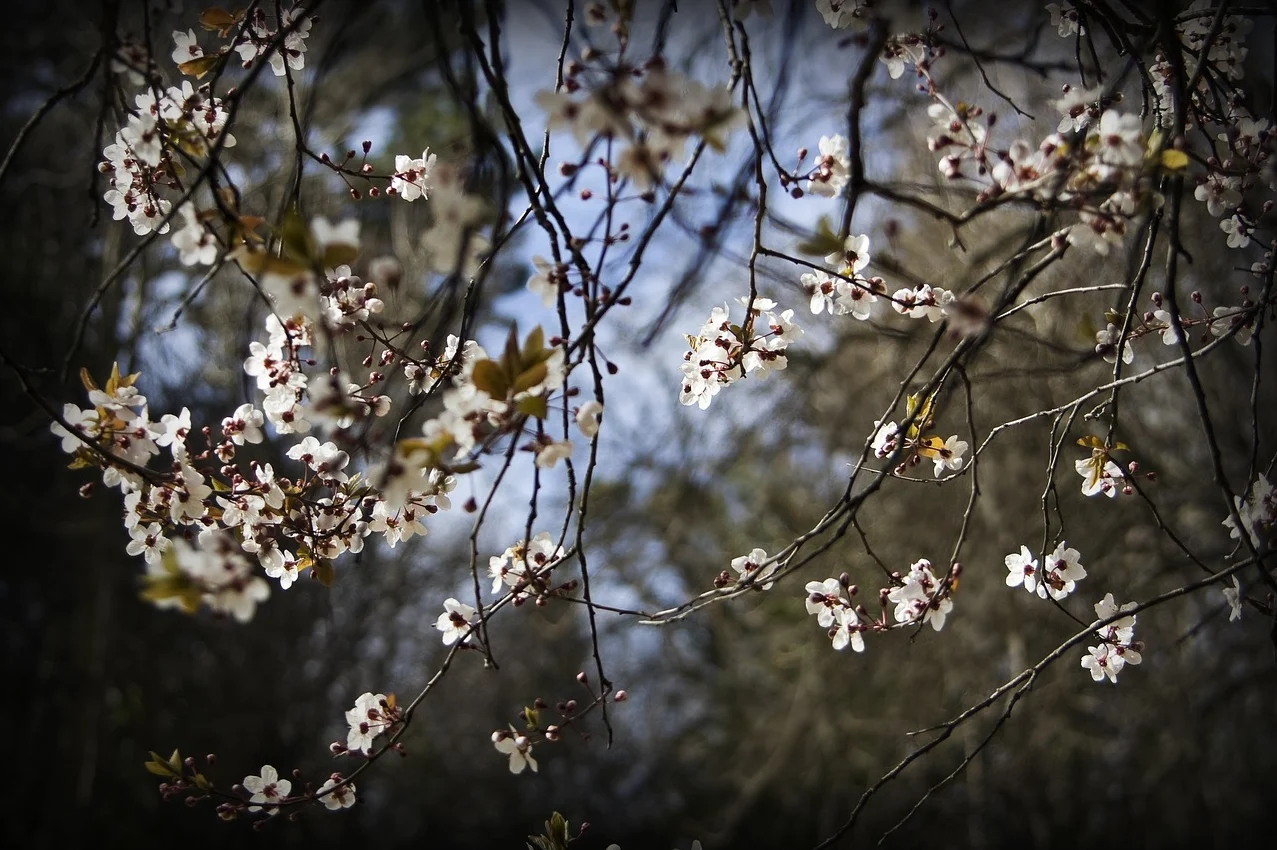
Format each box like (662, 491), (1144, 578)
(2, 1), (1275, 848)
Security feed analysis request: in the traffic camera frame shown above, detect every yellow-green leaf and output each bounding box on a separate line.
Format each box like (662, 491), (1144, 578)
(279, 207), (316, 266)
(231, 246), (307, 279)
(199, 7), (242, 35)
(515, 395), (548, 419)
(511, 362), (549, 394)
(1160, 149), (1189, 171)
(313, 560), (335, 588)
(471, 359), (508, 397)
(178, 54), (221, 79)
(321, 242), (359, 269)
(521, 325), (545, 361)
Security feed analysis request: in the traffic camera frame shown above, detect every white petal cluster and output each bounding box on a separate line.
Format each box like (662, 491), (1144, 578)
(233, 4), (312, 77)
(678, 297), (803, 410)
(887, 559), (953, 632)
(1081, 593), (1142, 683)
(488, 532), (566, 601)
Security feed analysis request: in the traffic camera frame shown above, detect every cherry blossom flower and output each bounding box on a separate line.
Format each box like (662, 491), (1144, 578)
(126, 522), (171, 564)
(1041, 541), (1087, 600)
(493, 725), (538, 774)
(575, 401), (603, 438)
(871, 420), (899, 459)
(1152, 309), (1181, 345)
(731, 547), (778, 590)
(527, 256), (562, 307)
(154, 407), (192, 458)
(816, 0), (865, 31)
(807, 134), (851, 197)
(1223, 576), (1243, 621)
(888, 559), (953, 632)
(1004, 545), (1040, 595)
(391, 149), (437, 201)
(1094, 592), (1138, 644)
(1075, 455), (1124, 498)
(1221, 214), (1251, 248)
(345, 692), (390, 755)
(1222, 474), (1275, 543)
(826, 234), (870, 275)
(805, 578), (847, 627)
(927, 435), (968, 477)
(1046, 2), (1084, 37)
(1095, 323), (1135, 365)
(316, 776), (355, 810)
(1211, 305), (1254, 345)
(435, 598), (477, 645)
(535, 439), (573, 469)
(830, 606), (866, 652)
(1081, 643), (1123, 683)
(243, 764), (291, 812)
(263, 550), (299, 590)
(171, 203), (218, 266)
(222, 403), (265, 446)
(1052, 84), (1101, 133)
(1095, 111), (1144, 167)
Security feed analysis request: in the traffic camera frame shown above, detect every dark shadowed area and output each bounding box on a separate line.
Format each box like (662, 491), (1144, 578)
(3, 1), (1275, 849)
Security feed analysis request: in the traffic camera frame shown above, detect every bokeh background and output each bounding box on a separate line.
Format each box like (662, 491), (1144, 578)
(3, 1), (1275, 848)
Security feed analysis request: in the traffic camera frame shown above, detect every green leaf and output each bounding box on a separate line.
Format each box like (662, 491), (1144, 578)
(321, 242), (359, 269)
(521, 325), (545, 361)
(511, 362), (549, 394)
(313, 560), (336, 588)
(548, 812), (570, 848)
(470, 359), (508, 397)
(515, 395), (548, 420)
(231, 246), (307, 279)
(279, 207), (316, 266)
(145, 751), (178, 777)
(177, 54), (221, 79)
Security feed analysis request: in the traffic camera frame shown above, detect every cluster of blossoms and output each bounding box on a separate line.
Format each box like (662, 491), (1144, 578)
(146, 750), (353, 820)
(339, 692), (403, 756)
(865, 6), (1263, 265)
(802, 559), (959, 653)
(52, 304), (460, 621)
(1004, 541), (1086, 601)
(99, 80), (236, 236)
(796, 134), (853, 198)
(887, 559), (957, 632)
(804, 576), (868, 652)
(869, 393), (969, 479)
(433, 533), (572, 646)
(1094, 286), (1257, 369)
(101, 4), (313, 241)
(408, 325), (570, 470)
(228, 4), (313, 77)
(678, 296), (802, 409)
(234, 763), (353, 817)
(815, 0), (871, 31)
(1081, 593), (1143, 684)
(801, 234), (888, 319)
(488, 532), (569, 604)
(536, 40), (745, 190)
